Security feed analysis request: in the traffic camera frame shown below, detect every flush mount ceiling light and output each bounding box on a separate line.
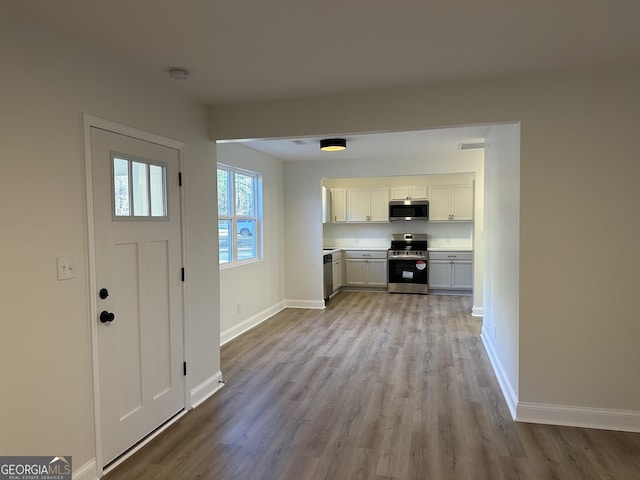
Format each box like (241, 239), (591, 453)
(320, 138), (347, 152)
(168, 68), (190, 80)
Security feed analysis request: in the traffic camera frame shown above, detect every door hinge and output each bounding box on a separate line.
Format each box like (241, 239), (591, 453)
(183, 362), (187, 376)
(178, 172), (182, 186)
(181, 268), (185, 282)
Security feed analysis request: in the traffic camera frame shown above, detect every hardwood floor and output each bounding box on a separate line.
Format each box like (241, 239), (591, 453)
(104, 292), (640, 479)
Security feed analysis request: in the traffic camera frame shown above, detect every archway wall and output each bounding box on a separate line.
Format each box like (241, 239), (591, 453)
(210, 68), (640, 423)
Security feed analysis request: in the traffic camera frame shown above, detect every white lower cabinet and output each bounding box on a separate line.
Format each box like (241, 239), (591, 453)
(332, 251), (343, 292)
(428, 251), (473, 292)
(344, 250), (387, 287)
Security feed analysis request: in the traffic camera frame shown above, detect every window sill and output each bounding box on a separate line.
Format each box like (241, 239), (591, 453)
(219, 257), (263, 270)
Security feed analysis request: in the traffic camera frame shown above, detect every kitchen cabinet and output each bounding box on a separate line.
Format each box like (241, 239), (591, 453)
(322, 186), (330, 223)
(389, 185), (428, 200)
(428, 251), (473, 292)
(344, 250), (387, 287)
(330, 188), (347, 223)
(332, 251), (343, 292)
(347, 188), (389, 222)
(429, 185), (473, 221)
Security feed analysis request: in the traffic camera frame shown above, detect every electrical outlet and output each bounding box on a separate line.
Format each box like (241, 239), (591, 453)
(57, 256), (76, 280)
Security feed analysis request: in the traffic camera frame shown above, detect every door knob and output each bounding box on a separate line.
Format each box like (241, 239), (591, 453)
(99, 311), (115, 324)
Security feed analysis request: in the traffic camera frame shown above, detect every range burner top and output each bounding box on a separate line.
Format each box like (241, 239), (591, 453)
(388, 233), (428, 260)
(389, 233), (428, 249)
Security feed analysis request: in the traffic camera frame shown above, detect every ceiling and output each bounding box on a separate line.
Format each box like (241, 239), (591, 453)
(225, 126), (489, 162)
(9, 0), (640, 160)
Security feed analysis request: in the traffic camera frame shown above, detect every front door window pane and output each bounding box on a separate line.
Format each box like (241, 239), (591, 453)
(132, 161), (149, 216)
(114, 157), (130, 216)
(149, 164), (166, 217)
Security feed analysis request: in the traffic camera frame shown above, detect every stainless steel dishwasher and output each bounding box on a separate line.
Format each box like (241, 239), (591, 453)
(323, 253), (333, 304)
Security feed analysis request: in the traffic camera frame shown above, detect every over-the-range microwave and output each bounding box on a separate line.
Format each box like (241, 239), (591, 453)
(389, 199), (429, 221)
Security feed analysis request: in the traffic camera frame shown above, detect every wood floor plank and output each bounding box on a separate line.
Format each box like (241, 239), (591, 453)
(104, 292), (640, 480)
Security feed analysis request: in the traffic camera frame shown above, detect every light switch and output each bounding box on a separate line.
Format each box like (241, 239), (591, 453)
(57, 256), (76, 280)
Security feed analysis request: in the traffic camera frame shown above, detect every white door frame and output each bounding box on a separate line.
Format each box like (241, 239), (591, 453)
(83, 114), (191, 475)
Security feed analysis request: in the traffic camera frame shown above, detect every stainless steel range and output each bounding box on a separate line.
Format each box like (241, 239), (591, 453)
(387, 233), (429, 294)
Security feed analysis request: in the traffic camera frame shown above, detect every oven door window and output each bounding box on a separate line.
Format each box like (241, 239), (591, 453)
(388, 259), (428, 284)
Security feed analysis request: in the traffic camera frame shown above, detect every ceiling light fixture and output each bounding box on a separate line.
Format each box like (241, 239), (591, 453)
(168, 68), (190, 80)
(320, 138), (347, 152)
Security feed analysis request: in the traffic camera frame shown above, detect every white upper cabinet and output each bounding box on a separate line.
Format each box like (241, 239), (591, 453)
(369, 189), (389, 221)
(389, 185), (428, 200)
(428, 185), (473, 221)
(347, 188), (389, 222)
(330, 188), (347, 223)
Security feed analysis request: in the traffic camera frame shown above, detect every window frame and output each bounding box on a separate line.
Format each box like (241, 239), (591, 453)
(111, 151), (169, 221)
(217, 163), (262, 268)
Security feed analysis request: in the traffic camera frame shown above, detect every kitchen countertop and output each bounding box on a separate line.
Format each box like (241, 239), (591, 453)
(324, 246), (473, 254)
(323, 247), (388, 255)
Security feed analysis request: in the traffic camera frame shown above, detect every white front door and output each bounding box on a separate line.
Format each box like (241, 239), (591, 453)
(91, 127), (185, 466)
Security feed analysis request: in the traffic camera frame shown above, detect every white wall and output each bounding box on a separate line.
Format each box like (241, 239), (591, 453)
(217, 144), (286, 344)
(482, 124), (521, 414)
(210, 67), (640, 429)
(0, 6), (220, 475)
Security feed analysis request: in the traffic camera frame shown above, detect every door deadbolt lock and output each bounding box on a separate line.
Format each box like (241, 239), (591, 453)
(99, 288), (109, 299)
(99, 311), (115, 324)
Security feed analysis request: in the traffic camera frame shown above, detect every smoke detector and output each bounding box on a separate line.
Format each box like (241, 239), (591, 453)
(168, 68), (190, 80)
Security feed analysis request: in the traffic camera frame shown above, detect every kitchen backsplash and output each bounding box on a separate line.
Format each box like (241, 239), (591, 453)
(323, 222), (473, 249)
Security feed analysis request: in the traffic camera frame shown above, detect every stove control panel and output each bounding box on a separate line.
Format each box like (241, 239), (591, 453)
(388, 250), (428, 259)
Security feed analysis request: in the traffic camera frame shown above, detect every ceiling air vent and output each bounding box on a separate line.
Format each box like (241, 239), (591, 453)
(292, 140), (307, 145)
(458, 142), (485, 150)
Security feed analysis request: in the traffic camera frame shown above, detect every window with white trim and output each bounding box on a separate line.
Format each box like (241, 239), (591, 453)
(112, 154), (167, 219)
(217, 164), (261, 266)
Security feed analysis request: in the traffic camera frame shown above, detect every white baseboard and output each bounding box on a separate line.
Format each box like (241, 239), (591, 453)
(481, 328), (640, 433)
(517, 402), (640, 433)
(73, 459), (98, 480)
(285, 299), (326, 309)
(471, 306), (483, 317)
(220, 301), (286, 345)
(480, 329), (517, 418)
(190, 370), (224, 409)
